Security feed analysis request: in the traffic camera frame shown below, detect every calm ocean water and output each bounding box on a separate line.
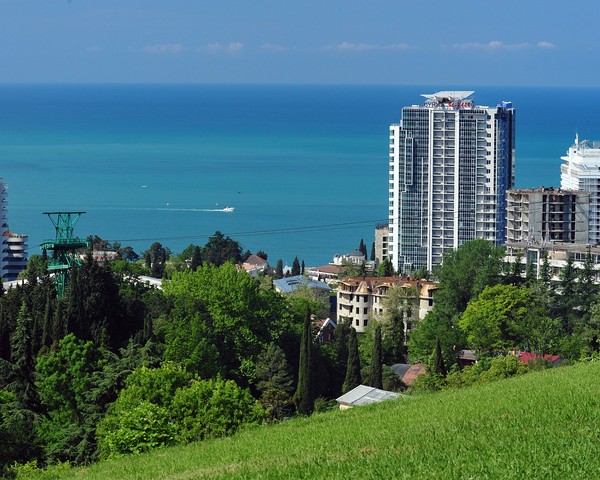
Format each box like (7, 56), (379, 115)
(0, 84), (599, 266)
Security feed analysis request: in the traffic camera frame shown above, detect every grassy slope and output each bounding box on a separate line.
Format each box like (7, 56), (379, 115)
(42, 362), (600, 479)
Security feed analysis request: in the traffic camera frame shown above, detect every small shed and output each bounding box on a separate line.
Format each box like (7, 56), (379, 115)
(336, 385), (402, 410)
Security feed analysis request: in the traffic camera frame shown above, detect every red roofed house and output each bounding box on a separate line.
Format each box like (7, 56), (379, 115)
(518, 352), (562, 367)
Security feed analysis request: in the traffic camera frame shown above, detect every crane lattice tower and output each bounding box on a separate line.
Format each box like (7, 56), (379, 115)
(40, 211), (89, 297)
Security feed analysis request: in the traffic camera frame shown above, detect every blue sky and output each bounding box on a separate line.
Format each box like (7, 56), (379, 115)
(0, 0), (598, 86)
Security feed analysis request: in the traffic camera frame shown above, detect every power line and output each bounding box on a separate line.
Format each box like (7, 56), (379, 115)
(106, 218), (390, 245)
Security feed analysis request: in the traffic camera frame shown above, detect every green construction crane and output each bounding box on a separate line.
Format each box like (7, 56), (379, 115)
(40, 211), (89, 298)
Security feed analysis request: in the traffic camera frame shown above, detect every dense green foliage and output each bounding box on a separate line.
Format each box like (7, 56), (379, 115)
(96, 365), (264, 458)
(162, 263), (289, 385)
(5, 235), (600, 474)
(409, 238), (600, 368)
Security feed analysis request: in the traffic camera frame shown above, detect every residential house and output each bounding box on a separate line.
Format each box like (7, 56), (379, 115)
(305, 263), (343, 286)
(337, 276), (437, 333)
(242, 254), (269, 277)
(312, 317), (336, 343)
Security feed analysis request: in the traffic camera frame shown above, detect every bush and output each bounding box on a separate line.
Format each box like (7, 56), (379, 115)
(97, 402), (175, 458)
(478, 355), (528, 383)
(171, 377), (265, 443)
(96, 367), (265, 459)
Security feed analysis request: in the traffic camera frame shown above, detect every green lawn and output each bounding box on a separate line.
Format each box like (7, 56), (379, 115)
(33, 362), (600, 479)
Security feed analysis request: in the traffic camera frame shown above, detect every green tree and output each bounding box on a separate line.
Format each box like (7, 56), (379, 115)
(408, 239), (504, 365)
(581, 301), (600, 354)
(10, 302), (40, 412)
(377, 258), (394, 277)
(407, 304), (466, 366)
(381, 284), (417, 363)
(98, 401), (174, 458)
(524, 259), (536, 285)
(275, 259), (284, 279)
(171, 377), (265, 443)
(458, 284), (531, 355)
(358, 239), (367, 258)
(328, 320), (351, 395)
(505, 253), (524, 286)
(190, 246), (202, 271)
(294, 313), (314, 415)
(291, 257), (301, 276)
(286, 284), (330, 321)
(432, 338), (447, 377)
(0, 390), (39, 475)
(163, 263), (289, 385)
(576, 250), (597, 327)
(18, 254), (47, 280)
(342, 328), (361, 393)
(35, 334), (103, 464)
(539, 251), (552, 287)
(144, 242), (169, 278)
(369, 325), (383, 389)
(557, 254), (578, 334)
(202, 231), (242, 266)
(65, 258), (130, 349)
(97, 369), (264, 458)
(254, 343), (294, 419)
(434, 239), (505, 315)
(370, 242), (375, 262)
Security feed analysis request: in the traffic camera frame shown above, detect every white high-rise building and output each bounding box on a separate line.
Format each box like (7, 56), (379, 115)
(388, 91), (515, 272)
(0, 178), (28, 281)
(560, 136), (600, 244)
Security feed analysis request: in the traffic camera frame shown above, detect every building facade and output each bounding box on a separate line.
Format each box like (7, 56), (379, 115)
(504, 241), (600, 283)
(506, 187), (589, 244)
(388, 91), (515, 272)
(374, 223), (389, 264)
(561, 136), (600, 244)
(0, 179), (28, 281)
(336, 276), (437, 333)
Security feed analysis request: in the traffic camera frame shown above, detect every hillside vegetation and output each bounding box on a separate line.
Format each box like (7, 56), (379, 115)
(29, 361), (600, 479)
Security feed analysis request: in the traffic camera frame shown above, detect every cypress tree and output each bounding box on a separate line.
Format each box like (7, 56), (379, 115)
(291, 257), (301, 276)
(11, 302), (40, 411)
(577, 250), (597, 325)
(432, 338), (446, 377)
(294, 313), (314, 414)
(41, 287), (55, 348)
(342, 327), (361, 393)
(190, 246), (202, 271)
(358, 239), (367, 257)
(539, 251), (552, 287)
(525, 259), (536, 285)
(52, 300), (66, 343)
(369, 324), (383, 389)
(275, 259), (284, 279)
(370, 242), (375, 262)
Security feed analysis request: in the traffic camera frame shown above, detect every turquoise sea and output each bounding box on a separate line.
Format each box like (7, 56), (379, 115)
(1, 84), (599, 266)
